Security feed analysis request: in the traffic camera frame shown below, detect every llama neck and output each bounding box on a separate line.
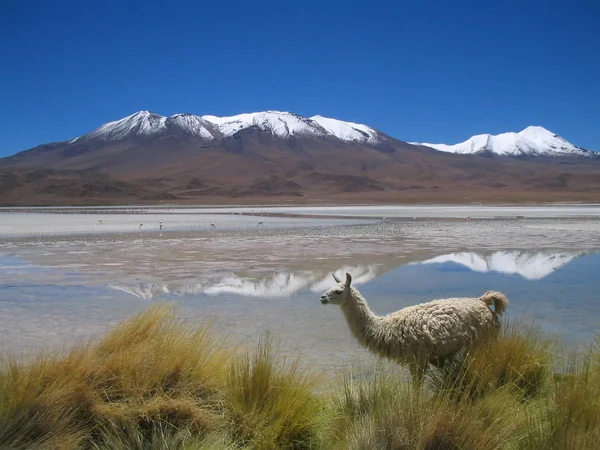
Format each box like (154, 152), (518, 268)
(340, 287), (380, 345)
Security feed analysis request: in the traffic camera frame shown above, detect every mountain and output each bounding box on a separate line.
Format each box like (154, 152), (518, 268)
(69, 110), (388, 145)
(2, 111), (600, 205)
(416, 251), (588, 280)
(414, 126), (595, 157)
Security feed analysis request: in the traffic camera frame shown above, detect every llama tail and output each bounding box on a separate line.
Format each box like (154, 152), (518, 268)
(479, 290), (509, 316)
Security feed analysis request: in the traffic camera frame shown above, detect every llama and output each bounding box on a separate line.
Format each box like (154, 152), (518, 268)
(320, 273), (508, 382)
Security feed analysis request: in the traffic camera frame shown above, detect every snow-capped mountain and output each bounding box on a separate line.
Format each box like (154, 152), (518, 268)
(416, 250), (587, 280)
(310, 115), (383, 145)
(168, 113), (217, 140)
(74, 111), (168, 142)
(5, 106), (600, 206)
(73, 111), (216, 142)
(73, 110), (388, 145)
(69, 112), (594, 157)
(414, 126), (593, 157)
(202, 111), (326, 139)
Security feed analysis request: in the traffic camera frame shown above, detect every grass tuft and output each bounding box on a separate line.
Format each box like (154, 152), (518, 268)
(224, 333), (325, 449)
(0, 303), (232, 449)
(519, 336), (600, 449)
(327, 368), (516, 450)
(429, 320), (554, 401)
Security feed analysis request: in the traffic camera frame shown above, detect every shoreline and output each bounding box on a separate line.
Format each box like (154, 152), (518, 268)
(3, 199), (600, 211)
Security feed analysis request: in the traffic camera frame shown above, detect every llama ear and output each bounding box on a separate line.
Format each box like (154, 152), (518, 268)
(332, 273), (341, 283)
(345, 273), (352, 287)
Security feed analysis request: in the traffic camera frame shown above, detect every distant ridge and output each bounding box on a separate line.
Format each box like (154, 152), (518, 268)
(413, 126), (594, 157)
(18, 109), (597, 158)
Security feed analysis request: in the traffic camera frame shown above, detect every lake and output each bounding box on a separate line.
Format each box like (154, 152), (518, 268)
(1, 205), (600, 371)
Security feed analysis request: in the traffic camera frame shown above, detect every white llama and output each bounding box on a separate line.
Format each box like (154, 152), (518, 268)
(320, 273), (508, 382)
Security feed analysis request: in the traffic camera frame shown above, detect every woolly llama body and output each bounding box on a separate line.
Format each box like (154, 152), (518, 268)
(320, 273), (508, 381)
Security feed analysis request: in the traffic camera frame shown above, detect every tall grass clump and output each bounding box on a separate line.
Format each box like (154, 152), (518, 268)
(519, 335), (600, 449)
(327, 367), (519, 450)
(429, 320), (554, 401)
(0, 351), (90, 448)
(224, 333), (326, 449)
(0, 304), (234, 449)
(89, 427), (240, 450)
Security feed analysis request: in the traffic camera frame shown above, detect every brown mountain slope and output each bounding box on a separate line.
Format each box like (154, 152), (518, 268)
(2, 127), (600, 206)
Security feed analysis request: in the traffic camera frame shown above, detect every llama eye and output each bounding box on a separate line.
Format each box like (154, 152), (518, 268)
(335, 290), (342, 294)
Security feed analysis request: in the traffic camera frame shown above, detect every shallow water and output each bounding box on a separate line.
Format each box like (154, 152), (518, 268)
(1, 207), (600, 371)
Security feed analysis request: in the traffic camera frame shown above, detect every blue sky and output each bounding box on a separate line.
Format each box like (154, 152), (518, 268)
(1, 0), (598, 157)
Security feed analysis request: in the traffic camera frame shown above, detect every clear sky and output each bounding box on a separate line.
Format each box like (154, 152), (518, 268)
(1, 0), (598, 157)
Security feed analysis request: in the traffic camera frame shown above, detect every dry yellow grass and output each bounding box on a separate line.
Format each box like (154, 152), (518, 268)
(0, 304), (324, 449)
(429, 320), (554, 400)
(518, 337), (600, 449)
(328, 368), (520, 450)
(224, 333), (327, 449)
(1, 304), (600, 449)
(0, 304), (233, 448)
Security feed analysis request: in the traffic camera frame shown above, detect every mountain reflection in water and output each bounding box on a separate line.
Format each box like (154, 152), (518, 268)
(110, 250), (592, 300)
(415, 251), (589, 280)
(110, 265), (380, 300)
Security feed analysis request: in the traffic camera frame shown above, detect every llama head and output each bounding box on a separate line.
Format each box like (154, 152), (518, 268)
(320, 272), (352, 305)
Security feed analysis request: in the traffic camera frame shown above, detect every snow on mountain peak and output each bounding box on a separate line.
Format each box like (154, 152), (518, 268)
(517, 126), (576, 152)
(70, 111), (588, 157)
(310, 115), (385, 145)
(71, 110), (388, 145)
(414, 126), (592, 157)
(200, 111), (386, 143)
(520, 125), (552, 136)
(168, 113), (215, 139)
(76, 111), (216, 142)
(80, 111), (168, 141)
(201, 111), (326, 139)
